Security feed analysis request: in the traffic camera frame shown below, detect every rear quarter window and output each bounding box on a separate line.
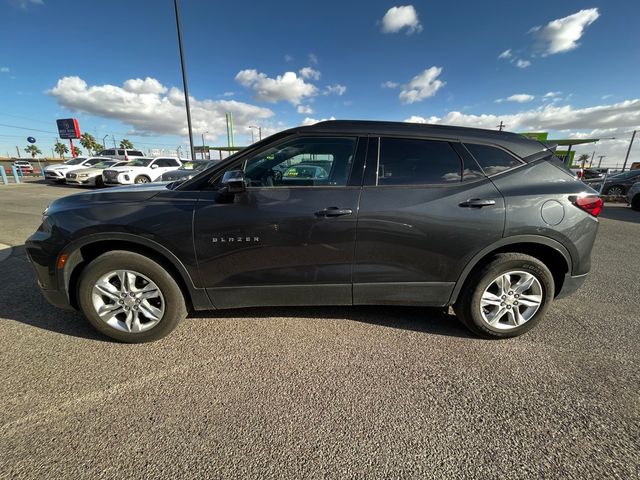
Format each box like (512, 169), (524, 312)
(465, 143), (523, 176)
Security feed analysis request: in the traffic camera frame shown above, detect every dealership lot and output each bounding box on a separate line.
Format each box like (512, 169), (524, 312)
(0, 183), (638, 478)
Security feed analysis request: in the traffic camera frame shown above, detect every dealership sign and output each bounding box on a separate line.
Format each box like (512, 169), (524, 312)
(56, 118), (81, 139)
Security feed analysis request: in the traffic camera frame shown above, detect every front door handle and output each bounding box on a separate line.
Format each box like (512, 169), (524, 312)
(459, 198), (496, 208)
(315, 206), (353, 217)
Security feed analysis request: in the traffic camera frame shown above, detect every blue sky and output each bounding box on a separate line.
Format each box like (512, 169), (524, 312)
(1, 0), (639, 165)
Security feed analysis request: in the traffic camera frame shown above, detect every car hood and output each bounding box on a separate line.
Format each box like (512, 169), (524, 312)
(105, 166), (147, 173)
(162, 169), (195, 180)
(46, 164), (78, 171)
(46, 183), (168, 215)
(68, 166), (103, 175)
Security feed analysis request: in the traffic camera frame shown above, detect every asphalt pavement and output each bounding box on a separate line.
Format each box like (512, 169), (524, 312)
(0, 182), (638, 479)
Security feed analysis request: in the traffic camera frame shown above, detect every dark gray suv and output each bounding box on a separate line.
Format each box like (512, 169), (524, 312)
(26, 121), (602, 342)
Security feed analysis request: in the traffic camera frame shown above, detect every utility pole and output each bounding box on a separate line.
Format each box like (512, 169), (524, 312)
(112, 135), (117, 148)
(201, 132), (208, 160)
(597, 155), (606, 168)
(622, 130), (636, 172)
(497, 121), (506, 131)
(15, 146), (20, 158)
(173, 0), (195, 163)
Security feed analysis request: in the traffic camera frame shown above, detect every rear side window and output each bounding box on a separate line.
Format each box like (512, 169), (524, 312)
(465, 144), (523, 176)
(101, 149), (116, 156)
(130, 150), (143, 156)
(377, 138), (462, 185)
(118, 149), (125, 156)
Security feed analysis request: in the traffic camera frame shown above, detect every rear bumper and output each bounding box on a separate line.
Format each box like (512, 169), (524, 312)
(555, 273), (588, 299)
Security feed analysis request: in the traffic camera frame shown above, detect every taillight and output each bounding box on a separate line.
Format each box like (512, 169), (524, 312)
(572, 195), (603, 217)
(124, 156), (129, 161)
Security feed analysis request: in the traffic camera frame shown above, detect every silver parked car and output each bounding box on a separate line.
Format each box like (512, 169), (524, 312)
(65, 160), (130, 187)
(626, 181), (640, 211)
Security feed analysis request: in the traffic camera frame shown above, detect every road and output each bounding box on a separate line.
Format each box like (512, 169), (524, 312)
(0, 182), (638, 479)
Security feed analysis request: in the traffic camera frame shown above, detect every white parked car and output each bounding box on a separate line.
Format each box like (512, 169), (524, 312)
(102, 157), (183, 185)
(98, 148), (146, 162)
(65, 160), (130, 187)
(44, 157), (111, 183)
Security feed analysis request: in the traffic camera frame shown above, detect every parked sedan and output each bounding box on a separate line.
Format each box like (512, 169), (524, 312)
(45, 157), (111, 183)
(65, 160), (130, 187)
(12, 160), (34, 174)
(160, 160), (216, 182)
(626, 182), (640, 211)
(586, 169), (640, 196)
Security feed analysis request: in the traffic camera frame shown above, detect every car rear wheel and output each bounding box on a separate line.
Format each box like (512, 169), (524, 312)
(454, 253), (554, 339)
(77, 251), (187, 342)
(631, 195), (640, 211)
(605, 185), (625, 196)
(134, 175), (150, 184)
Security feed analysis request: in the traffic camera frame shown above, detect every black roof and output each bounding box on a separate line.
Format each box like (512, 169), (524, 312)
(296, 120), (547, 160)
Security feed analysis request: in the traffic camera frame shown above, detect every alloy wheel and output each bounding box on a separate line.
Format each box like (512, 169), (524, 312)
(479, 270), (543, 330)
(91, 270), (165, 333)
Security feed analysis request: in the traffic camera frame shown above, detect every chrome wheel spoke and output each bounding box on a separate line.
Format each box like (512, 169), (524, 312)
(91, 269), (165, 334)
(479, 270), (543, 331)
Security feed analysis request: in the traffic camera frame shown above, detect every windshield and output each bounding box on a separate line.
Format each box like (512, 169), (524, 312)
(64, 157), (87, 165)
(610, 170), (640, 180)
(128, 158), (152, 167)
(179, 161), (212, 171)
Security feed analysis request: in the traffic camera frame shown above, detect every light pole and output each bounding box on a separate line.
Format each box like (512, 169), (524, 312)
(249, 125), (262, 142)
(173, 0), (195, 163)
(102, 134), (109, 148)
(201, 131), (208, 160)
(622, 130), (637, 172)
(112, 135), (117, 148)
(597, 155), (606, 168)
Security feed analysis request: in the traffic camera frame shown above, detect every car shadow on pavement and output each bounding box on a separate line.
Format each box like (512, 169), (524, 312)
(0, 246), (107, 341)
(600, 204), (640, 224)
(190, 305), (474, 339)
(2, 245), (473, 341)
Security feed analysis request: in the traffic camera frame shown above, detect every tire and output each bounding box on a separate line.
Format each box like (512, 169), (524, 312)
(605, 185), (625, 196)
(134, 175), (150, 184)
(630, 195), (640, 211)
(77, 251), (187, 342)
(95, 176), (104, 188)
(453, 253), (554, 339)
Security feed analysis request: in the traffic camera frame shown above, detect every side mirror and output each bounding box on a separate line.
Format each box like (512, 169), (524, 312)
(221, 169), (246, 194)
(151, 164), (159, 169)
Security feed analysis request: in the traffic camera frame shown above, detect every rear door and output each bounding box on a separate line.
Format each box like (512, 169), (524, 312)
(193, 135), (366, 309)
(353, 136), (505, 306)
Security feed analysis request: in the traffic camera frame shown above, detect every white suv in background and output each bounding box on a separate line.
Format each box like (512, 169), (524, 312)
(102, 157), (183, 185)
(44, 157), (111, 183)
(98, 148), (146, 162)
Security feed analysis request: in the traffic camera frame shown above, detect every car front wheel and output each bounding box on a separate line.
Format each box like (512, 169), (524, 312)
(77, 251), (187, 342)
(454, 253), (554, 339)
(134, 175), (150, 184)
(605, 185), (625, 196)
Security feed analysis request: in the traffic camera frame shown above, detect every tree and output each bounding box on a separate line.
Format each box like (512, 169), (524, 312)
(24, 144), (42, 159)
(80, 133), (102, 155)
(577, 153), (591, 167)
(119, 139), (134, 149)
(73, 146), (82, 156)
(54, 141), (68, 159)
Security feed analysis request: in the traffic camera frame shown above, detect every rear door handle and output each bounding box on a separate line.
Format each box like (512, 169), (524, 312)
(459, 198), (496, 208)
(315, 206), (353, 217)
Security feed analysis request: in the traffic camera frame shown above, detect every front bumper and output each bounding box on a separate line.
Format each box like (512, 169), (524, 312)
(555, 273), (588, 299)
(45, 171), (65, 181)
(66, 176), (95, 186)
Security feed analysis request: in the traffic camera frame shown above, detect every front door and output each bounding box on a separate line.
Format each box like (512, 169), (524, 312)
(193, 135), (365, 309)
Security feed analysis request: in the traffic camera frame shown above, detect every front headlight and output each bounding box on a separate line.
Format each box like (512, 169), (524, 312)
(77, 174), (89, 178)
(42, 206), (49, 222)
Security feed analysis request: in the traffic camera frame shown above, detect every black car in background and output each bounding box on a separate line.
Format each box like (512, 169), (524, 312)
(160, 160), (217, 182)
(586, 169), (640, 195)
(26, 120), (601, 342)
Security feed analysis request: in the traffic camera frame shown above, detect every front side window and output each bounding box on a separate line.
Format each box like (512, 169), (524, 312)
(129, 158), (152, 167)
(465, 143), (523, 176)
(117, 149), (125, 156)
(241, 136), (357, 187)
(85, 157), (103, 166)
(377, 138), (462, 185)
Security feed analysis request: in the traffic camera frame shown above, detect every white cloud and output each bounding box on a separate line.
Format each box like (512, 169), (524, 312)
(301, 116), (336, 126)
(48, 76), (274, 139)
(8, 0), (43, 10)
(404, 98), (640, 133)
(324, 84), (347, 96)
(381, 5), (423, 34)
(284, 54), (293, 62)
(498, 49), (512, 59)
(308, 53), (319, 65)
(499, 93), (535, 103)
(299, 66), (321, 80)
(122, 77), (167, 94)
(544, 91), (561, 98)
(220, 91), (235, 97)
(515, 59), (531, 68)
(530, 8), (600, 55)
(235, 69), (317, 105)
(381, 81), (399, 89)
(297, 105), (314, 114)
(0, 67), (10, 73)
(398, 67), (445, 104)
